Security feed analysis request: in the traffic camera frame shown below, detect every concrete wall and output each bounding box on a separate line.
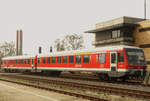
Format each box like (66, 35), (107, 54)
(133, 20), (150, 69)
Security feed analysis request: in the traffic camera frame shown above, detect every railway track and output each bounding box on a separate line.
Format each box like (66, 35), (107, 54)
(0, 73), (109, 101)
(29, 72), (144, 87)
(0, 73), (150, 100)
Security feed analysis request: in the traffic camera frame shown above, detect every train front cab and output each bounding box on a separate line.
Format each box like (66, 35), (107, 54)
(108, 47), (146, 79)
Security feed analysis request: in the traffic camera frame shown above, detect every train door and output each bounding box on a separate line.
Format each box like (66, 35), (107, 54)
(34, 56), (37, 71)
(110, 52), (117, 72)
(31, 58), (34, 69)
(31, 56), (37, 72)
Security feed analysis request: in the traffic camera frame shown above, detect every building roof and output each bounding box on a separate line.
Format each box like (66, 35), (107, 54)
(85, 23), (138, 33)
(85, 16), (145, 33)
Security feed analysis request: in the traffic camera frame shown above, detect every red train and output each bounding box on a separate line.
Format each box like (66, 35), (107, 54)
(1, 45), (147, 80)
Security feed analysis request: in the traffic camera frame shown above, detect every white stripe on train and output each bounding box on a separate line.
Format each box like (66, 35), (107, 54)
(2, 67), (143, 72)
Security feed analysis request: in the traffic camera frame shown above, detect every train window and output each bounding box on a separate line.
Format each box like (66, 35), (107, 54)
(63, 56), (67, 63)
(83, 55), (89, 63)
(76, 55), (81, 63)
(11, 60), (13, 64)
(47, 57), (50, 64)
(69, 56), (74, 63)
(43, 57), (46, 64)
(38, 58), (40, 64)
(21, 60), (24, 64)
(52, 57), (56, 63)
(99, 53), (106, 63)
(118, 52), (124, 62)
(24, 59), (27, 64)
(32, 59), (34, 64)
(28, 59), (30, 64)
(57, 56), (61, 64)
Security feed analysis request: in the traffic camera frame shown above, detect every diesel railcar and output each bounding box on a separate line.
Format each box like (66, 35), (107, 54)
(1, 45), (147, 79)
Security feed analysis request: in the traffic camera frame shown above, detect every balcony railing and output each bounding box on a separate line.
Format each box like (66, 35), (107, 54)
(93, 37), (134, 45)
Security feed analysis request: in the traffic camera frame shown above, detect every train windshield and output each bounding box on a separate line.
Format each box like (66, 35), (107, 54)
(125, 48), (146, 65)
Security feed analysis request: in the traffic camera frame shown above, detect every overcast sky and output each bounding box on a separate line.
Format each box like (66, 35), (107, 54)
(0, 0), (150, 54)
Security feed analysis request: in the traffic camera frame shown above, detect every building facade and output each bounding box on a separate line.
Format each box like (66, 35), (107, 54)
(85, 16), (150, 69)
(133, 20), (150, 69)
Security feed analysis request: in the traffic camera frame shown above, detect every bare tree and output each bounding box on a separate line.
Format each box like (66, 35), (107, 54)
(0, 42), (16, 66)
(63, 34), (84, 51)
(54, 39), (65, 52)
(54, 34), (84, 51)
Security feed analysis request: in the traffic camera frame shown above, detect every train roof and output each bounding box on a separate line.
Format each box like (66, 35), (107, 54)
(2, 45), (141, 60)
(2, 55), (35, 60)
(38, 45), (141, 57)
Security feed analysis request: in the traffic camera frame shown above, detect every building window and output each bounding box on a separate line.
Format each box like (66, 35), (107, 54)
(112, 30), (120, 38)
(118, 52), (124, 62)
(57, 56), (61, 64)
(63, 56), (67, 63)
(76, 55), (81, 63)
(47, 57), (50, 64)
(140, 44), (150, 48)
(147, 61), (150, 65)
(139, 27), (150, 32)
(69, 56), (74, 63)
(83, 55), (89, 63)
(52, 57), (56, 64)
(99, 53), (106, 63)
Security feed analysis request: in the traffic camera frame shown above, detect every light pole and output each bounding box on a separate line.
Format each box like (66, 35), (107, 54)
(144, 0), (146, 19)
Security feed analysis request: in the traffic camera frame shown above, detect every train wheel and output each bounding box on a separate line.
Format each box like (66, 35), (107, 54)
(110, 77), (117, 81)
(50, 71), (61, 77)
(98, 73), (110, 81)
(120, 76), (128, 82)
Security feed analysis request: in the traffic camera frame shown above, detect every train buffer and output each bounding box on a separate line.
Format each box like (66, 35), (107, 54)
(143, 71), (150, 85)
